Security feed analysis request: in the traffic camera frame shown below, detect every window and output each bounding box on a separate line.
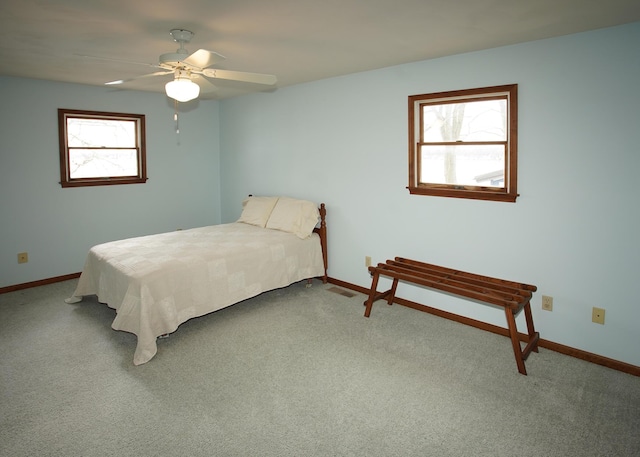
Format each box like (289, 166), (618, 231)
(58, 109), (147, 187)
(408, 84), (518, 202)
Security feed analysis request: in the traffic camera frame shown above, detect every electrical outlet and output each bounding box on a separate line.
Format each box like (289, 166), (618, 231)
(17, 252), (29, 264)
(365, 256), (372, 267)
(592, 307), (605, 325)
(541, 295), (553, 311)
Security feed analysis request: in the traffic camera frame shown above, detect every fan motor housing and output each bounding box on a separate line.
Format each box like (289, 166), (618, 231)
(160, 51), (190, 67)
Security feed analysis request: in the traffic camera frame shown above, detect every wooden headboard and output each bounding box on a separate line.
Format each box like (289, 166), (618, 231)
(313, 203), (328, 283)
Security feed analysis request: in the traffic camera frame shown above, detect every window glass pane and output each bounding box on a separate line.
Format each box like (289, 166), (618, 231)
(69, 149), (138, 178)
(67, 118), (136, 148)
(421, 99), (507, 142)
(419, 144), (505, 187)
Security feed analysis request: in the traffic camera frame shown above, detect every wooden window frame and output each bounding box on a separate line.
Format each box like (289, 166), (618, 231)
(58, 108), (147, 188)
(408, 84), (518, 202)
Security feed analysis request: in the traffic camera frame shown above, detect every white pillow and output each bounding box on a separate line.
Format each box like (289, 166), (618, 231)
(266, 197), (320, 239)
(237, 196), (279, 228)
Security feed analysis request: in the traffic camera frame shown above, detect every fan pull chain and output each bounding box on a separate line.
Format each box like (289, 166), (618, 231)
(174, 100), (182, 145)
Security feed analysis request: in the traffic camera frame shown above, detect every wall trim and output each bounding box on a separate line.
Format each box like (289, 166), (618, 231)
(327, 277), (640, 377)
(0, 273), (81, 294)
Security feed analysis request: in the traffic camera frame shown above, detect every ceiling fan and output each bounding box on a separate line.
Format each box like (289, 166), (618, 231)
(104, 29), (277, 102)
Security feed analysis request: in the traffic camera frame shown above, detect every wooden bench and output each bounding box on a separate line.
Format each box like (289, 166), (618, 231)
(364, 257), (540, 375)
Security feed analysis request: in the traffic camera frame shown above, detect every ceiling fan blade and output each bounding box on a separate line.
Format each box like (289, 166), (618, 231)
(202, 68), (277, 86)
(77, 53), (160, 69)
(105, 70), (173, 86)
(192, 74), (218, 94)
(182, 49), (226, 69)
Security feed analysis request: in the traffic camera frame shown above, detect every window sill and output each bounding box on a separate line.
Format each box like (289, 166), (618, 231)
(407, 186), (518, 202)
(60, 177), (148, 188)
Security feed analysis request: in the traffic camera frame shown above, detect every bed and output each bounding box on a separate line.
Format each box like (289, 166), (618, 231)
(66, 196), (328, 365)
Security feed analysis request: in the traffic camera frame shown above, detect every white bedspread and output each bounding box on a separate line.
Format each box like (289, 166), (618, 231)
(69, 222), (325, 365)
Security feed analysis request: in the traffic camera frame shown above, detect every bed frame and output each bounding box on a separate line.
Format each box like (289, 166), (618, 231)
(314, 203), (328, 283)
(68, 198), (329, 365)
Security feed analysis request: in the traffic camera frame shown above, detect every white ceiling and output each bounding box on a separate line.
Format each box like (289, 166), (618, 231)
(1, 0), (639, 99)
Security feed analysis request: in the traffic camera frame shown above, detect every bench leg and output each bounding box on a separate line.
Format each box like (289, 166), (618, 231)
(386, 278), (399, 305)
(523, 301), (539, 354)
(504, 307), (528, 375)
(520, 301), (541, 363)
(364, 272), (380, 318)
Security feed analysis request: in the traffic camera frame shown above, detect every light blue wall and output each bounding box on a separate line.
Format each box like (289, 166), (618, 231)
(1, 23), (638, 367)
(0, 77), (221, 287)
(219, 22), (640, 366)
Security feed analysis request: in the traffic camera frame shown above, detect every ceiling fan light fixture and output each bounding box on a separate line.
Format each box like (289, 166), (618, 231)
(165, 75), (200, 102)
(97, 28), (275, 100)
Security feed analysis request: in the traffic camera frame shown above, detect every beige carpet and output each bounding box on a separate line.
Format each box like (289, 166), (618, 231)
(1, 279), (639, 456)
